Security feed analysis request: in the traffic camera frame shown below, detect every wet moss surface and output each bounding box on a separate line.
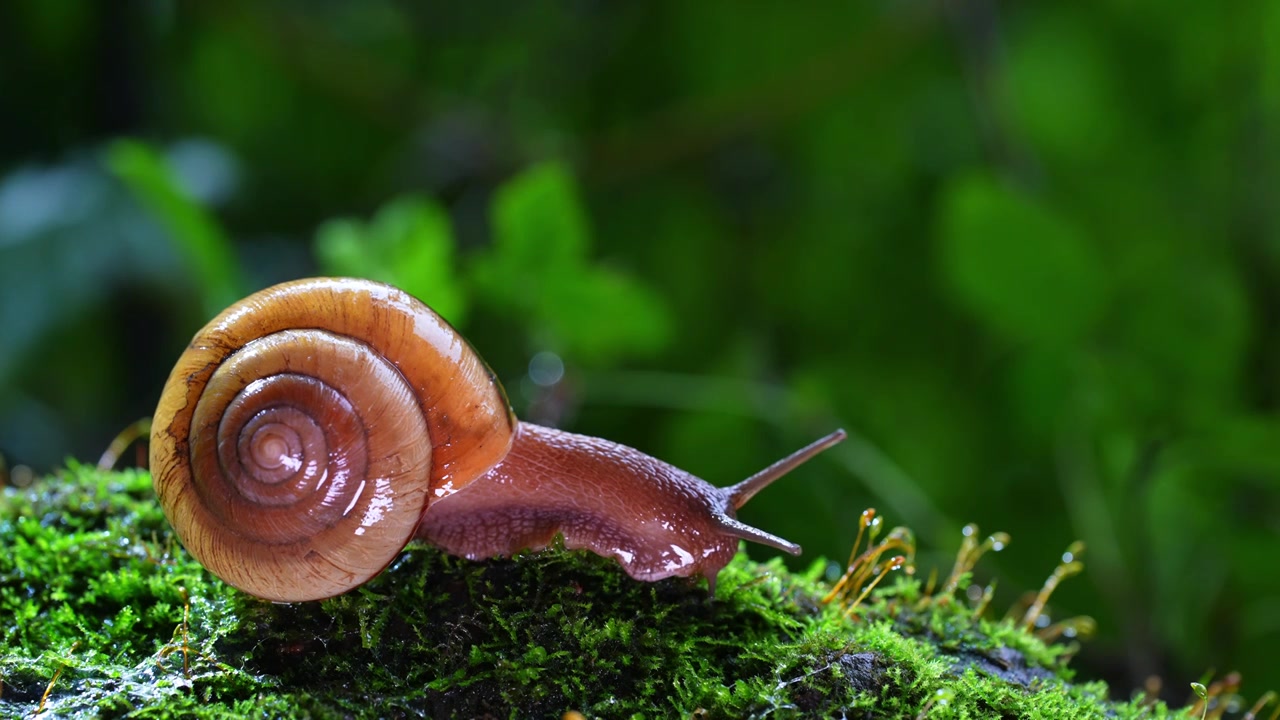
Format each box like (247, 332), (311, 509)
(1, 465), (1176, 718)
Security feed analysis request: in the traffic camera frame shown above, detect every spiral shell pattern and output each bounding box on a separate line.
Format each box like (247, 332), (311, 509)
(150, 278), (515, 601)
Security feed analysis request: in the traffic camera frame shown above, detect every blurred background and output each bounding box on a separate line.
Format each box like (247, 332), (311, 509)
(2, 0), (1278, 704)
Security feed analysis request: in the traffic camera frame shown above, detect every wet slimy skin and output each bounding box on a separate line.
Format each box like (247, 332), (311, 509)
(152, 277), (845, 602)
(420, 423), (846, 594)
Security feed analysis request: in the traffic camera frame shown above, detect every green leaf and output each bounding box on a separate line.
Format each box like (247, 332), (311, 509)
(105, 140), (244, 316)
(938, 173), (1106, 346)
(542, 268), (670, 361)
(1003, 13), (1119, 164)
(312, 219), (366, 276)
(473, 161), (670, 363)
(491, 161), (590, 273)
(314, 196), (466, 324)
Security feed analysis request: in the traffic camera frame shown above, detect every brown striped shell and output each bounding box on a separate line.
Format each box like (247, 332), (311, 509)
(149, 278), (514, 602)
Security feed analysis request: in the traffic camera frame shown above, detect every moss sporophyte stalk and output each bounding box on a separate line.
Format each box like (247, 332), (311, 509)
(0, 464), (1267, 718)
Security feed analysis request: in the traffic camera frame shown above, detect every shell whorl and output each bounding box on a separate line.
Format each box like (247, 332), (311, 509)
(149, 278), (515, 602)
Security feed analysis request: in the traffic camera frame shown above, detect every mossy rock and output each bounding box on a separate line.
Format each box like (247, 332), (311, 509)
(1, 464), (1175, 718)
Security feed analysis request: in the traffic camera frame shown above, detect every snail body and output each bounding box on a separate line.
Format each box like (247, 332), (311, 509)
(150, 278), (845, 602)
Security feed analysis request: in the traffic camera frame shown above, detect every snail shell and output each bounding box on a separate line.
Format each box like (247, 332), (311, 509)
(151, 277), (844, 602)
(150, 278), (512, 601)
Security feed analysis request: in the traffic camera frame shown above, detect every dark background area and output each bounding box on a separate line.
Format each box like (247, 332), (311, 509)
(2, 0), (1278, 704)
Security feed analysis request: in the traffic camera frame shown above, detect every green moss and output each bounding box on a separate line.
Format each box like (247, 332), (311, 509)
(2, 464), (1177, 718)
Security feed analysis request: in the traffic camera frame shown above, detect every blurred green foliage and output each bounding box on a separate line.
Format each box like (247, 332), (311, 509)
(316, 195), (465, 322)
(0, 0), (1277, 706)
(107, 140), (246, 316)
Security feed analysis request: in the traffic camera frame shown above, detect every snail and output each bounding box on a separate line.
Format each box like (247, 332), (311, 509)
(150, 277), (846, 602)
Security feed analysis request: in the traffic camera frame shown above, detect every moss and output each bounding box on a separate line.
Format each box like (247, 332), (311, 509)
(2, 464), (1177, 719)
